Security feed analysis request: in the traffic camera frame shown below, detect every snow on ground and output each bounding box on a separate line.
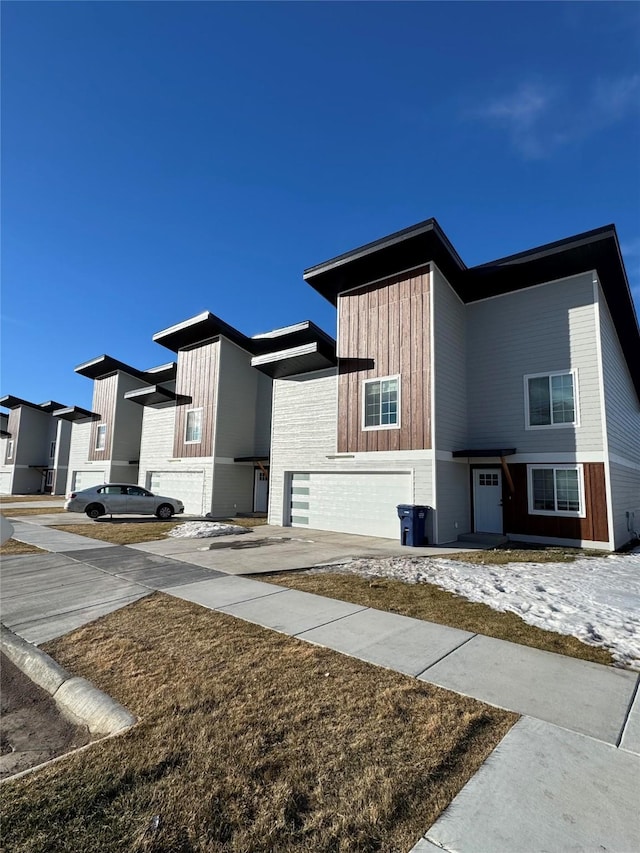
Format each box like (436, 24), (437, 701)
(311, 552), (640, 669)
(168, 522), (248, 539)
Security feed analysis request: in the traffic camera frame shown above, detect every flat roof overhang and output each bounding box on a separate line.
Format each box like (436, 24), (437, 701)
(153, 311), (251, 353)
(251, 320), (336, 356)
(143, 362), (177, 383)
(251, 340), (337, 379)
(452, 448), (516, 458)
(0, 430), (11, 438)
(233, 455), (270, 463)
(53, 406), (101, 422)
(1, 395), (43, 411)
(75, 355), (145, 381)
(38, 400), (66, 413)
(304, 218), (466, 305)
(123, 385), (183, 407)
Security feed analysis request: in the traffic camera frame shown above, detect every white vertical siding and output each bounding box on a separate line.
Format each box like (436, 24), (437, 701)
(111, 373), (145, 463)
(466, 273), (604, 454)
(433, 266), (467, 450)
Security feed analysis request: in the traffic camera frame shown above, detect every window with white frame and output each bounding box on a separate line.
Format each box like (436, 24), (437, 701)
(525, 371), (577, 428)
(45, 470), (54, 487)
(7, 440), (14, 458)
(185, 408), (203, 443)
(95, 424), (106, 451)
(528, 465), (584, 516)
(363, 376), (400, 429)
(50, 441), (56, 459)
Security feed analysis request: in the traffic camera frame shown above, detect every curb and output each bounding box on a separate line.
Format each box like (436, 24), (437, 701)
(1, 624), (137, 735)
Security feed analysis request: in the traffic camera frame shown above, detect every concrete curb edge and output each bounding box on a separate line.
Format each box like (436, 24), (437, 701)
(1, 623), (137, 736)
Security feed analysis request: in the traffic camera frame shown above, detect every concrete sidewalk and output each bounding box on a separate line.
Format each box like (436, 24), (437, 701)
(3, 519), (639, 851)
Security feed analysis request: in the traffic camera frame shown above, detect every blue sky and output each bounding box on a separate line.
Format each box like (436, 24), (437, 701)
(2, 1), (639, 410)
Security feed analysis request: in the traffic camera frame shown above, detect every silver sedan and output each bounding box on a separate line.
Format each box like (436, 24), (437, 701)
(64, 484), (185, 520)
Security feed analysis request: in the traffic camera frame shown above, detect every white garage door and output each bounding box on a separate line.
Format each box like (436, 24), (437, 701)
(289, 471), (412, 539)
(72, 470), (106, 491)
(0, 471), (12, 495)
(148, 471), (205, 516)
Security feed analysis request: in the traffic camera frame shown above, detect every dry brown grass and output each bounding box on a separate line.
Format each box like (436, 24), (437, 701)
(1, 507), (67, 517)
(0, 495), (61, 504)
(1, 594), (517, 853)
(0, 538), (45, 556)
(261, 571), (614, 666)
(51, 517), (265, 544)
(51, 521), (184, 544)
(445, 545), (604, 565)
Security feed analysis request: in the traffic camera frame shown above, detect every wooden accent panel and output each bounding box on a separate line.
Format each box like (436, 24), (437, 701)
(503, 463), (608, 543)
(89, 374), (117, 460)
(337, 265), (431, 453)
(4, 409), (19, 464)
(173, 341), (218, 458)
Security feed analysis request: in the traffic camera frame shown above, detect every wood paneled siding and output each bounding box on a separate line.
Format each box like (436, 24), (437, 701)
(503, 462), (608, 543)
(89, 374), (117, 460)
(173, 341), (219, 458)
(4, 409), (19, 464)
(337, 266), (431, 453)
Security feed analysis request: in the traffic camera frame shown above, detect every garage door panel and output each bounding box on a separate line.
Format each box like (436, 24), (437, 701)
(72, 471), (106, 491)
(290, 471), (412, 539)
(148, 471), (204, 516)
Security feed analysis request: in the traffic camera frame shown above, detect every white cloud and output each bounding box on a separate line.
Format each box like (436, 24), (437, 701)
(472, 74), (640, 159)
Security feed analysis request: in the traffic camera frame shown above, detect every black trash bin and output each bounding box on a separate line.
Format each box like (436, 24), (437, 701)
(397, 504), (429, 547)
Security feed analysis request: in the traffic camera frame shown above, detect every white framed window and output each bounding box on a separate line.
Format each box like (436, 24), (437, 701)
(527, 465), (585, 517)
(50, 441), (56, 459)
(185, 408), (203, 444)
(95, 424), (106, 451)
(45, 470), (54, 487)
(362, 375), (400, 430)
(524, 370), (578, 429)
(7, 440), (14, 459)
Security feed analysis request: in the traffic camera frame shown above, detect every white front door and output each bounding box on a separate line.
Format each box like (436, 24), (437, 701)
(254, 469), (269, 512)
(473, 469), (503, 533)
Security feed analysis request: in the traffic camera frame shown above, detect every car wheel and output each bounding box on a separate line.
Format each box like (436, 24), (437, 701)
(156, 504), (174, 520)
(85, 504), (104, 520)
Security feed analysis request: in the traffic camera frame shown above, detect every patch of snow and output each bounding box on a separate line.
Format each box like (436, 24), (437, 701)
(168, 522), (249, 539)
(309, 552), (640, 669)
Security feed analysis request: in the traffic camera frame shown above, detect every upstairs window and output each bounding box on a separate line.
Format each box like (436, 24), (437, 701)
(185, 408), (203, 444)
(528, 465), (584, 516)
(363, 376), (400, 430)
(7, 440), (14, 459)
(50, 441), (56, 459)
(525, 371), (577, 428)
(95, 424), (106, 451)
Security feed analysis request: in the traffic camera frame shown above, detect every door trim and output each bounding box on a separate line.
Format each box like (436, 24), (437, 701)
(472, 466), (504, 534)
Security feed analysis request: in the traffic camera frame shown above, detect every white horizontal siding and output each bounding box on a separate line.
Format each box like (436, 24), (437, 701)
(66, 422), (107, 492)
(598, 284), (640, 465)
(210, 462), (254, 517)
(609, 461), (640, 550)
(466, 273), (604, 454)
(435, 460), (470, 543)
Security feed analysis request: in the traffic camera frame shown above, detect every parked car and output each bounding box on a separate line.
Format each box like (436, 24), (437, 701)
(64, 484), (185, 519)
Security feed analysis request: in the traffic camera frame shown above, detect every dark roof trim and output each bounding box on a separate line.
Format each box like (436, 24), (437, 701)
(153, 311), (251, 354)
(251, 320), (336, 356)
(53, 406), (101, 423)
(143, 362), (177, 383)
(251, 340), (337, 379)
(0, 430), (11, 438)
(38, 401), (66, 413)
(233, 456), (270, 463)
(75, 355), (146, 381)
(1, 395), (45, 411)
(123, 385), (184, 407)
(452, 448), (516, 458)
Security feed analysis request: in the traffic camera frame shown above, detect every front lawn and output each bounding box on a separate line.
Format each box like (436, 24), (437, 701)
(1, 594), (516, 852)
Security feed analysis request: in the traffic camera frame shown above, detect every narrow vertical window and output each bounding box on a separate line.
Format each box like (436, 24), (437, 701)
(50, 441), (56, 459)
(95, 424), (106, 451)
(7, 440), (14, 458)
(185, 408), (203, 443)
